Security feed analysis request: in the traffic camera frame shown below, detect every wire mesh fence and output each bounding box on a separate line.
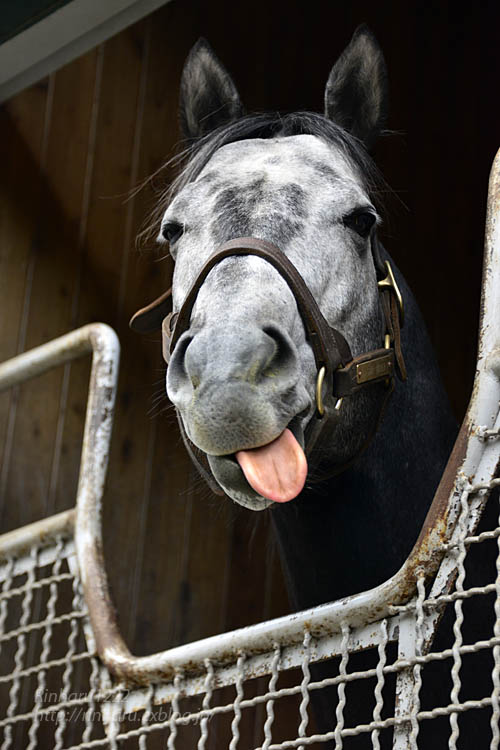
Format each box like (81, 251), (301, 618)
(0, 515), (100, 749)
(0, 466), (499, 749)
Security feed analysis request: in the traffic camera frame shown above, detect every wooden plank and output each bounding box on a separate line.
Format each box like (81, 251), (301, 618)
(1, 48), (99, 533)
(0, 81), (50, 508)
(73, 17), (170, 651)
(0, 49), (102, 743)
(222, 511), (287, 633)
(49, 20), (149, 574)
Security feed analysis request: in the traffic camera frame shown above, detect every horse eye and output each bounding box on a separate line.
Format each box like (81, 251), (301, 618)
(344, 211), (376, 238)
(161, 222), (183, 244)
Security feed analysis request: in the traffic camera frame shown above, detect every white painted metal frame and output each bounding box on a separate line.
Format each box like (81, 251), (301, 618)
(0, 323), (119, 749)
(0, 324), (119, 539)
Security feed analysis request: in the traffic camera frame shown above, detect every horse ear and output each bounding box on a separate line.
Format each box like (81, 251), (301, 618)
(324, 25), (388, 150)
(179, 38), (244, 140)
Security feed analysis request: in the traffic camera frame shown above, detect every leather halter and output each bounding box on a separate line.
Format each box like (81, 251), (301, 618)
(130, 236), (406, 489)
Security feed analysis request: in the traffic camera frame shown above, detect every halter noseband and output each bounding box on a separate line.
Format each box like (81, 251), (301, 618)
(130, 236), (406, 486)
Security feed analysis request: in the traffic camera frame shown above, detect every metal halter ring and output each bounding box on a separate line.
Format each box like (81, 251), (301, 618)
(316, 366), (326, 417)
(316, 365), (343, 418)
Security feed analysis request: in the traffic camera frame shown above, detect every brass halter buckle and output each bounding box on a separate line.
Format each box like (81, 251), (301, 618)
(377, 260), (404, 325)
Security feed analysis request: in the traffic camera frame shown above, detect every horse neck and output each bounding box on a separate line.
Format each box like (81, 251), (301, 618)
(271, 257), (458, 611)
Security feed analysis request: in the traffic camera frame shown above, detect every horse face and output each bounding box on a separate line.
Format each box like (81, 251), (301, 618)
(164, 135), (382, 509)
(158, 27), (389, 509)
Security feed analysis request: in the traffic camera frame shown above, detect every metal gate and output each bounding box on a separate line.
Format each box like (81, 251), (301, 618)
(1, 148), (500, 749)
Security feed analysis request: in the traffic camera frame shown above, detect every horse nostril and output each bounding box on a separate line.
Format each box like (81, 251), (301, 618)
(262, 325), (298, 382)
(174, 335), (193, 370)
(166, 333), (194, 400)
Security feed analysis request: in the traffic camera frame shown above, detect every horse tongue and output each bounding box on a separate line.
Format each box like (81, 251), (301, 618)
(235, 428), (307, 503)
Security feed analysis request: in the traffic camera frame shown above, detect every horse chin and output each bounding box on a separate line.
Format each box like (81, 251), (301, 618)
(206, 417), (306, 511)
(207, 454), (274, 510)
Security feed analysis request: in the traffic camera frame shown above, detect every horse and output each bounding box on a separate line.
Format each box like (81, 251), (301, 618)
(131, 26), (471, 747)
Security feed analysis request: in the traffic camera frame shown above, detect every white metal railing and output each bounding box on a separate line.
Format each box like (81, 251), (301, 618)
(0, 324), (119, 749)
(0, 147), (499, 748)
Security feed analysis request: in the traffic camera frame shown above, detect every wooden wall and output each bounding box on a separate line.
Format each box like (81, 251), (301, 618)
(0, 0), (499, 669)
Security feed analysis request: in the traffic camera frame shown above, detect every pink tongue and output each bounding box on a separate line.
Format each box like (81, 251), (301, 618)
(235, 428), (307, 503)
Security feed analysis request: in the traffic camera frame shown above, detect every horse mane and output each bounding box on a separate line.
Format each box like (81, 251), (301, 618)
(139, 111), (388, 248)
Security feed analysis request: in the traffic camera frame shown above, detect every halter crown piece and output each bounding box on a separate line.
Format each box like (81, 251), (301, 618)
(130, 236), (406, 487)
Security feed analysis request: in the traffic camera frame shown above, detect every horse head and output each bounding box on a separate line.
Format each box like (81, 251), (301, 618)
(132, 27), (404, 511)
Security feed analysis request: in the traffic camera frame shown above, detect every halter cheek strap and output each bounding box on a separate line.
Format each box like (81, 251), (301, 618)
(130, 236), (406, 479)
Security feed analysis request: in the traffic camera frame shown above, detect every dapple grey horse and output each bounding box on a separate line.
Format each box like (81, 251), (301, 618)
(132, 27), (487, 747)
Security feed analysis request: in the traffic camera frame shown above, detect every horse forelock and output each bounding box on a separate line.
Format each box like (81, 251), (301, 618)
(140, 111), (387, 247)
(174, 112), (384, 196)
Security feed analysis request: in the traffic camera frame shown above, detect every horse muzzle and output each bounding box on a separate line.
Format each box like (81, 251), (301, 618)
(166, 323), (310, 456)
